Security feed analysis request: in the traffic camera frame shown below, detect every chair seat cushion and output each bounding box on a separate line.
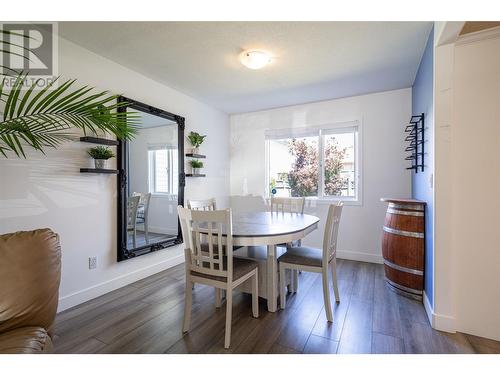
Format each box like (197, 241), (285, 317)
(191, 256), (258, 282)
(0, 327), (53, 353)
(278, 246), (325, 267)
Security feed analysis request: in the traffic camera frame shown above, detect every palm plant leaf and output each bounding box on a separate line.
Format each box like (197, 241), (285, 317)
(0, 72), (139, 157)
(0, 29), (139, 158)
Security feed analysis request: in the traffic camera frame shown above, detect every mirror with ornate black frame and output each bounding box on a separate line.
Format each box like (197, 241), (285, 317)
(117, 97), (185, 261)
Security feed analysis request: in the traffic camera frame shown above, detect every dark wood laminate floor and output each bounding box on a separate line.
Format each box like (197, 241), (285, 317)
(53, 260), (500, 354)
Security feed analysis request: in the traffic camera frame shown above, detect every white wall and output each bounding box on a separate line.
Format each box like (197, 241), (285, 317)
(450, 31), (500, 340)
(0, 36), (230, 311)
(229, 88), (412, 263)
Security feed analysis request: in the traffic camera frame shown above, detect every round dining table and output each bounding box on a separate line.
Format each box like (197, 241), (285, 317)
(209, 211), (320, 312)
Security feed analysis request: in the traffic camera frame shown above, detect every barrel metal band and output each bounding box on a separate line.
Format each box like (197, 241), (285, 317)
(385, 279), (423, 300)
(389, 203), (425, 211)
(387, 208), (424, 217)
(384, 259), (424, 276)
(383, 226), (424, 238)
(385, 277), (423, 296)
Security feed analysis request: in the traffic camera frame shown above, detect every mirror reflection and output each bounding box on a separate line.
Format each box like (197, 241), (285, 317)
(126, 109), (179, 250)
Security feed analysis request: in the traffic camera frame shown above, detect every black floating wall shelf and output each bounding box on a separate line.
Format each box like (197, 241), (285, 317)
(404, 113), (424, 173)
(80, 136), (119, 146)
(185, 153), (206, 159)
(80, 168), (119, 174)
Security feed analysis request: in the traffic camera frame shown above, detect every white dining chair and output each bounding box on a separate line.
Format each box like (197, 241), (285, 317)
(270, 196), (306, 292)
(133, 192), (151, 243)
(127, 195), (141, 248)
(187, 198), (216, 211)
(278, 202), (343, 322)
(178, 206), (259, 349)
(270, 196), (305, 215)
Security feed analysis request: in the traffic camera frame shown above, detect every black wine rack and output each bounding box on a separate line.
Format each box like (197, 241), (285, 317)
(405, 113), (424, 173)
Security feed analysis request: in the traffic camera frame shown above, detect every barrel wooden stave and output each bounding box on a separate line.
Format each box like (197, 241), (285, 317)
(384, 210), (424, 232)
(382, 231), (424, 271)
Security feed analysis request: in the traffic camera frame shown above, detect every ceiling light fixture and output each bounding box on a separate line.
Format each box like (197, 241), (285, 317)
(239, 50), (271, 70)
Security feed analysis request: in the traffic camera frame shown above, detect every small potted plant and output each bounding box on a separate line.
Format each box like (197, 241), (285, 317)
(187, 131), (206, 154)
(87, 146), (115, 169)
(190, 159), (204, 175)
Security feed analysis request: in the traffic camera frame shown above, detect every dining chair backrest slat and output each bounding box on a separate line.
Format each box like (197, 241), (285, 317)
(133, 192), (152, 215)
(127, 195), (141, 228)
(270, 197), (305, 214)
(187, 198), (217, 245)
(187, 198), (217, 211)
(322, 202), (343, 265)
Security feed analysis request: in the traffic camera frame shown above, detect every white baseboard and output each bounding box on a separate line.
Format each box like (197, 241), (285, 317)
(336, 250), (383, 264)
(57, 254), (184, 312)
(434, 313), (456, 332)
(423, 291), (456, 333)
(423, 291), (434, 325)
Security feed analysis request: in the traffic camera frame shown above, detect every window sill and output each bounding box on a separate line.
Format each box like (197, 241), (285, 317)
(266, 196), (362, 206)
(305, 197), (362, 206)
(150, 193), (177, 198)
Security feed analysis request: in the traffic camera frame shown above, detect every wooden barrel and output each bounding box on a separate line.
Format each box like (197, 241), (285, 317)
(380, 198), (425, 300)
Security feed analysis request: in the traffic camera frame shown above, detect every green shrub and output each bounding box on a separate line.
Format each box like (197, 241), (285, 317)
(187, 131), (206, 148)
(87, 146), (115, 160)
(190, 159), (204, 168)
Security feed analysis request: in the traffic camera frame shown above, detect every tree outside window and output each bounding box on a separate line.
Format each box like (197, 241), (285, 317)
(267, 126), (357, 199)
(288, 137), (319, 197)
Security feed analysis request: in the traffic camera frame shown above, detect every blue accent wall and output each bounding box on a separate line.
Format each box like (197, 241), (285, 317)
(412, 27), (434, 307)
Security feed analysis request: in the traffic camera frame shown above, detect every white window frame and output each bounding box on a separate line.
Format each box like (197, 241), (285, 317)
(265, 120), (363, 206)
(148, 145), (178, 196)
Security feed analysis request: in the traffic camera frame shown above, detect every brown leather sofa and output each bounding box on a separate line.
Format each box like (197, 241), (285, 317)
(0, 229), (61, 353)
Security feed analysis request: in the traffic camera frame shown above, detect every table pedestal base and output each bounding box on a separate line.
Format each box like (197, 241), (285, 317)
(234, 245), (292, 312)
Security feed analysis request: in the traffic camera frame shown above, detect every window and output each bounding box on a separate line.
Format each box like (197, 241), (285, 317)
(148, 146), (178, 195)
(265, 122), (360, 201)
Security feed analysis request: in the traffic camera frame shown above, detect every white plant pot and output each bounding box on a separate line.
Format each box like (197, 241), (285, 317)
(94, 159), (106, 169)
(190, 147), (199, 154)
(192, 168), (201, 175)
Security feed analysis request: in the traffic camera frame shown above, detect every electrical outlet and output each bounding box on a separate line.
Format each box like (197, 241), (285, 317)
(89, 256), (97, 270)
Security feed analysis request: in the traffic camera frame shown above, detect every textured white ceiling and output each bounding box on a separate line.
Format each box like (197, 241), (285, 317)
(59, 22), (432, 114)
